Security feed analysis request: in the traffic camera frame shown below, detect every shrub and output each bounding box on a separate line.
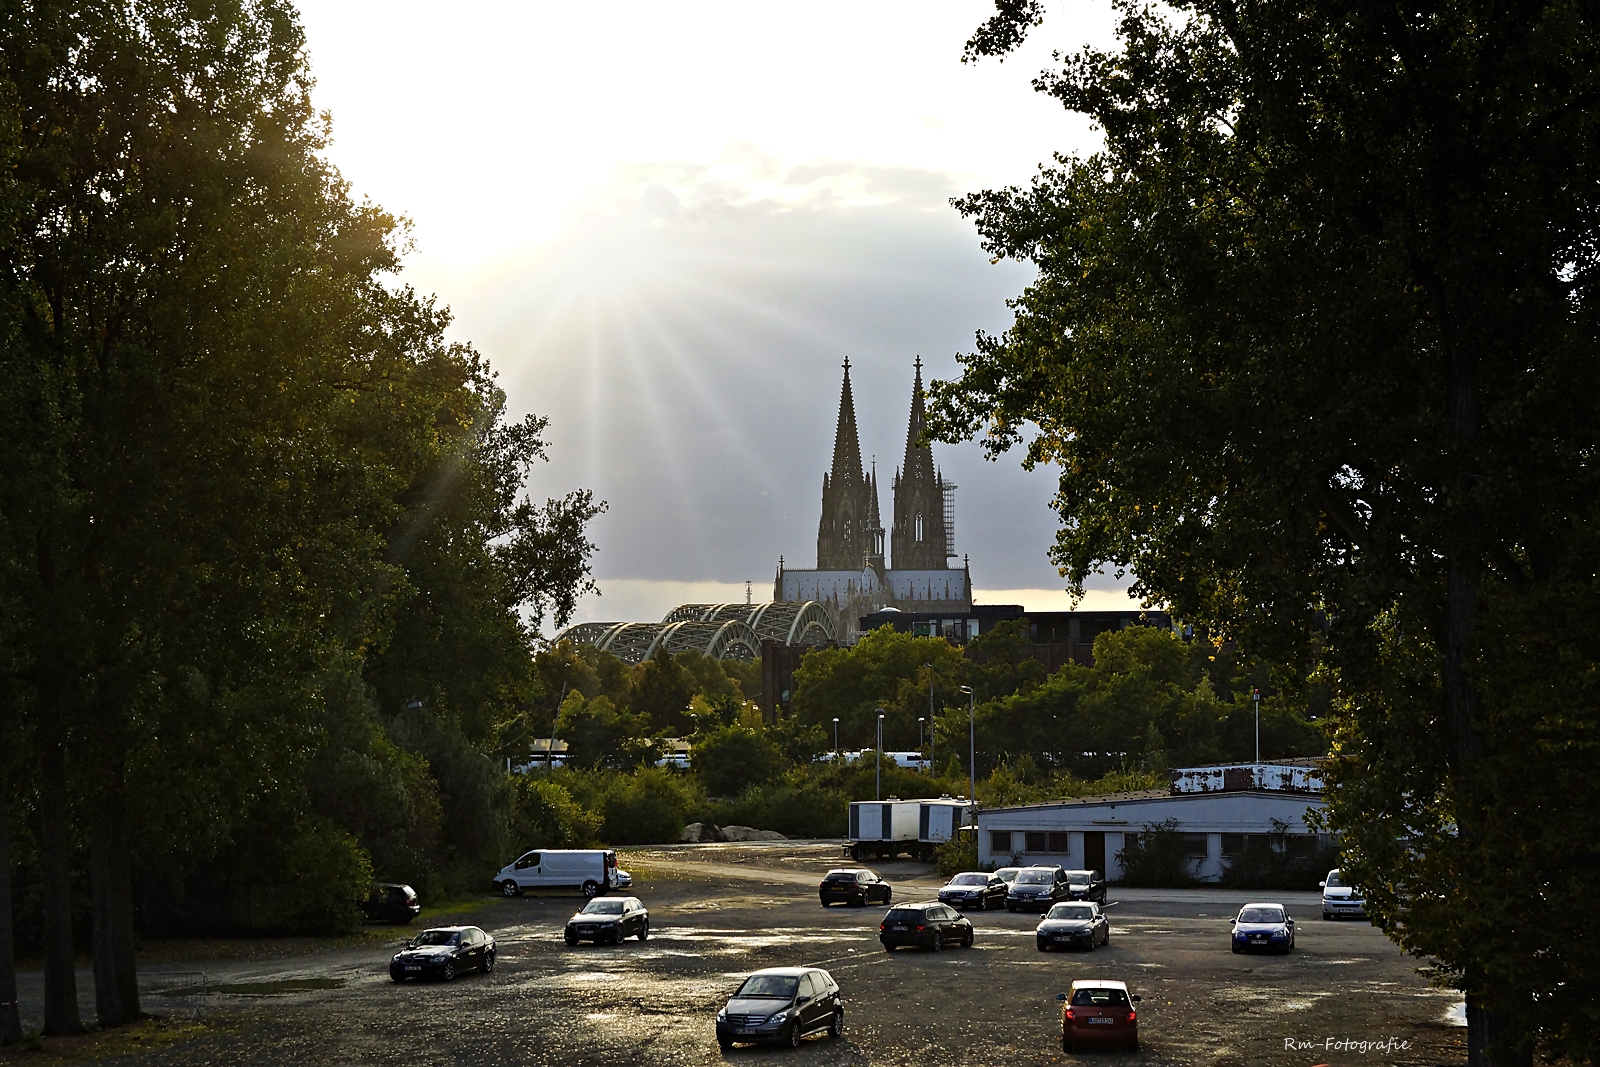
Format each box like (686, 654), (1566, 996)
(511, 776), (600, 849)
(709, 780), (848, 838)
(1219, 819), (1339, 890)
(276, 820), (373, 933)
(934, 830), (979, 877)
(693, 725), (784, 797)
(598, 768), (701, 845)
(1115, 819), (1197, 887)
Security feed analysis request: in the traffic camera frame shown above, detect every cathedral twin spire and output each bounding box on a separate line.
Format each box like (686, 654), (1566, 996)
(816, 357), (950, 573)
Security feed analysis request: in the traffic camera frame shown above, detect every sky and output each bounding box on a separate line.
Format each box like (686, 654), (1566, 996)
(293, 1), (1145, 630)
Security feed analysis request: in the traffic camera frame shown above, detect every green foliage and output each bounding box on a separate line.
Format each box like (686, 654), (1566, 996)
(707, 777), (849, 839)
(792, 626), (968, 754)
(934, 831), (979, 878)
(555, 692), (648, 769)
(1114, 820), (1196, 889)
(692, 725), (785, 798)
(1219, 820), (1338, 892)
(510, 777), (599, 850)
(275, 821), (374, 934)
(592, 768), (701, 847)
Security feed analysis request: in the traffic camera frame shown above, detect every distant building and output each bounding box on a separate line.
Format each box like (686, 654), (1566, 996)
(777, 357), (972, 642)
(977, 759), (1327, 882)
(859, 605), (1173, 669)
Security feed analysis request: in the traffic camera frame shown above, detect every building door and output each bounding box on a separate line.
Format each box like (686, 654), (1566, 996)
(1084, 831), (1106, 873)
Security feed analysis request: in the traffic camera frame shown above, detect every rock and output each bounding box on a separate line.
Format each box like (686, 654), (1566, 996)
(720, 825), (786, 842)
(680, 822), (726, 843)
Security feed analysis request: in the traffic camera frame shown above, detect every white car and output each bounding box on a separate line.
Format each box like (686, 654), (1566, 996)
(1319, 868), (1367, 920)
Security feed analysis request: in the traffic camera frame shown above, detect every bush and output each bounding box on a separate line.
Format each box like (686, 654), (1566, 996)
(1115, 819), (1197, 887)
(708, 780), (848, 838)
(1219, 820), (1339, 890)
(598, 768), (700, 845)
(277, 820), (373, 933)
(511, 776), (600, 849)
(693, 725), (784, 797)
(934, 830), (978, 877)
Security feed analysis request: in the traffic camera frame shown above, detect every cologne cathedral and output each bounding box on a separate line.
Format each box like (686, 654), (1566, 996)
(775, 357), (973, 642)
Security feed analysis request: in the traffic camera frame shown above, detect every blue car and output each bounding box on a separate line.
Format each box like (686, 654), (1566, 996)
(1230, 902), (1295, 954)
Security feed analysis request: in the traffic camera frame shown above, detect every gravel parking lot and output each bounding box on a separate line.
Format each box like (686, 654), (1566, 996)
(4, 843), (1467, 1067)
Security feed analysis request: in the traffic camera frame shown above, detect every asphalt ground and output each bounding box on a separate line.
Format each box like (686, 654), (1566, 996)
(3, 843), (1468, 1066)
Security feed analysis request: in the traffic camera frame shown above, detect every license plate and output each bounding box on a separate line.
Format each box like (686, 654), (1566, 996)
(1087, 1018), (1115, 1025)
(1055, 934), (1072, 940)
(735, 1028), (755, 1035)
(892, 925), (907, 930)
(404, 966), (420, 971)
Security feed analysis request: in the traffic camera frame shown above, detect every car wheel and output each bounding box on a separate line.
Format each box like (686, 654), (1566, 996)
(718, 1038), (734, 1052)
(1086, 934), (1095, 952)
(1037, 941), (1049, 953)
(975, 896), (986, 912)
(882, 941), (896, 952)
(1062, 1036), (1074, 1054)
(828, 1009), (843, 1039)
(581, 880), (600, 898)
(564, 933), (578, 946)
(500, 881), (520, 897)
(1231, 943), (1242, 954)
(638, 920), (649, 942)
(1006, 903), (1016, 913)
(961, 930), (973, 949)
(786, 1022), (802, 1048)
(482, 950), (495, 973)
(929, 933), (942, 952)
(850, 895), (865, 907)
(1128, 1036), (1140, 1052)
(441, 961), (456, 981)
(882, 889), (892, 905)
(390, 972), (404, 983)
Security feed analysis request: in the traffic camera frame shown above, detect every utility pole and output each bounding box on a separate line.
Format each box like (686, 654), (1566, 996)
(959, 685), (976, 827)
(925, 662), (934, 770)
(1253, 687), (1261, 764)
(876, 710), (885, 800)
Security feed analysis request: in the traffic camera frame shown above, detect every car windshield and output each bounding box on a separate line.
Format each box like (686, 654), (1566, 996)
(1240, 907), (1286, 923)
(1015, 871), (1053, 884)
(1071, 987), (1131, 1007)
(884, 909), (923, 922)
(581, 900), (624, 915)
(950, 874), (988, 886)
(1326, 871), (1344, 887)
(1063, 871), (1093, 883)
(1048, 904), (1096, 920)
(736, 975), (799, 999)
(412, 930), (459, 946)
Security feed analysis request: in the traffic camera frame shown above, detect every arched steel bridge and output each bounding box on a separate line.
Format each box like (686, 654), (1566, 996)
(556, 601), (835, 665)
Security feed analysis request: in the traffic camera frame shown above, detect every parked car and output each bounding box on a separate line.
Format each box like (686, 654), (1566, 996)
(361, 883), (420, 924)
(879, 902), (974, 952)
(565, 897), (649, 945)
(715, 967), (843, 1049)
(389, 926), (496, 982)
(1036, 901), (1110, 952)
(1057, 980), (1141, 1053)
(992, 866), (1022, 885)
(937, 871), (1008, 911)
(1231, 902), (1296, 953)
(1060, 869), (1107, 904)
(494, 848), (628, 898)
(818, 868), (892, 907)
(1006, 866), (1070, 912)
(1319, 868), (1367, 920)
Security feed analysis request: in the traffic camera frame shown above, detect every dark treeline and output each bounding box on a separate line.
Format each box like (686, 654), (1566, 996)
(0, 1), (602, 1040)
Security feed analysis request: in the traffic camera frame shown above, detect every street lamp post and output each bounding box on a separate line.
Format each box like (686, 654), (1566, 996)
(833, 717), (840, 757)
(1253, 688), (1261, 764)
(924, 662), (934, 768)
(917, 717), (926, 766)
(876, 710), (886, 800)
(959, 685), (975, 827)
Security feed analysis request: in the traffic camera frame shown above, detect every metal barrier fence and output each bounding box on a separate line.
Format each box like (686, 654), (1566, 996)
(137, 971), (207, 1018)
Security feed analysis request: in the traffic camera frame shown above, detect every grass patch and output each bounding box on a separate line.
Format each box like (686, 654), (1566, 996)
(0, 1016), (210, 1064)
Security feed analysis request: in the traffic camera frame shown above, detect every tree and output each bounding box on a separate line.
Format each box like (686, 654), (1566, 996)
(938, 2), (1600, 1062)
(692, 725), (785, 798)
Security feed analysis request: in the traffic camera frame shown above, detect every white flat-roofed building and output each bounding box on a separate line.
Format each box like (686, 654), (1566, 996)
(977, 760), (1327, 882)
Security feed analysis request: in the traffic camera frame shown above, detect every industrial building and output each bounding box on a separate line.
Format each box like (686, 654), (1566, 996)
(976, 760), (1327, 882)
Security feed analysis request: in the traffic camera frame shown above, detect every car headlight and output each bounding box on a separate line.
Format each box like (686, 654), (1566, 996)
(716, 1010), (726, 1021)
(769, 1012), (789, 1025)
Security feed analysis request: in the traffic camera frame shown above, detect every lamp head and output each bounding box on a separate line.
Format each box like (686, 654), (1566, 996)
(958, 685), (973, 695)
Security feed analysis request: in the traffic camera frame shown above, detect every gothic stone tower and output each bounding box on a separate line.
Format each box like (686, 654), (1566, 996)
(816, 358), (885, 570)
(891, 357), (952, 570)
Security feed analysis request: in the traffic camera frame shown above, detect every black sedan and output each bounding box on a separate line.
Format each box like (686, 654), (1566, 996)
(362, 883), (421, 924)
(937, 871), (1008, 911)
(1036, 901), (1111, 951)
(716, 967), (843, 1049)
(389, 926), (495, 981)
(1006, 866), (1070, 912)
(565, 896), (649, 945)
(818, 868), (892, 907)
(1060, 869), (1107, 904)
(879, 902), (974, 951)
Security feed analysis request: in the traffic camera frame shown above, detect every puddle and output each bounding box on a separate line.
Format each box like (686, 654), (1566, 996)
(214, 978), (348, 995)
(1443, 1002), (1467, 1027)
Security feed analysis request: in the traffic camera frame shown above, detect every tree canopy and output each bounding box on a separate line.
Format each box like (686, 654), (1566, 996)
(938, 1), (1600, 1062)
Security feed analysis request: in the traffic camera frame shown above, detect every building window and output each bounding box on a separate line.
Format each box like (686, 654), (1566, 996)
(1024, 831), (1048, 852)
(1182, 833), (1209, 858)
(915, 513), (923, 542)
(1049, 831), (1070, 853)
(990, 831), (1012, 854)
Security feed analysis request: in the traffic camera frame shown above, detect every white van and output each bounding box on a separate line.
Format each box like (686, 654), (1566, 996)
(495, 849), (630, 898)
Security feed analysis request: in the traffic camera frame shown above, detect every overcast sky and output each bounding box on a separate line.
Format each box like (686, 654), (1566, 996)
(294, 1), (1143, 629)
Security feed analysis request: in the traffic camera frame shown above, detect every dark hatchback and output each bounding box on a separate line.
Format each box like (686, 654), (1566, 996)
(1061, 869), (1107, 904)
(937, 871), (1008, 911)
(879, 902), (973, 951)
(565, 896), (649, 945)
(818, 868), (892, 907)
(1006, 866), (1070, 912)
(716, 967), (843, 1049)
(389, 926), (496, 982)
(362, 883), (421, 924)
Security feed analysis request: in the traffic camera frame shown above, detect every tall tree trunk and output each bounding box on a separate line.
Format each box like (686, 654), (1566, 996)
(0, 793), (22, 1045)
(89, 761), (139, 1026)
(38, 736), (83, 1035)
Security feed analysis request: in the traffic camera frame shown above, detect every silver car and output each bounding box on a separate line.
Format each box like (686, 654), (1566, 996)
(1319, 868), (1367, 920)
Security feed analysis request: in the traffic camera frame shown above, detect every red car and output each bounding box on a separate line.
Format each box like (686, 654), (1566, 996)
(1058, 979), (1141, 1053)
